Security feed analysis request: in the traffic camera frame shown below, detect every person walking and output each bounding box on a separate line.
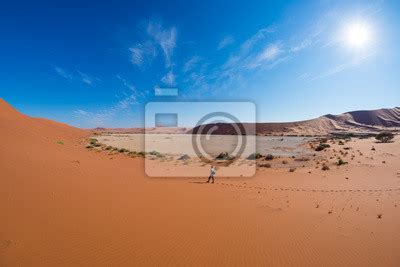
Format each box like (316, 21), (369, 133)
(207, 165), (216, 183)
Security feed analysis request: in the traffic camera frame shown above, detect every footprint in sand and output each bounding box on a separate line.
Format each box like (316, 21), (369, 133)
(0, 240), (13, 249)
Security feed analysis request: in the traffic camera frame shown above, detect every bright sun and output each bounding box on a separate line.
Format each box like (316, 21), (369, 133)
(344, 22), (371, 48)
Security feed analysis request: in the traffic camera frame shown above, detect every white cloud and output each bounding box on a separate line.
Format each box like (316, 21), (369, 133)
(246, 43), (283, 69)
(179, 26), (282, 98)
(129, 47), (143, 66)
(309, 53), (372, 81)
(55, 67), (99, 86)
(289, 24), (324, 53)
(74, 91), (139, 127)
(240, 25), (276, 53)
(117, 94), (137, 109)
(259, 43), (282, 61)
(129, 40), (157, 67)
(116, 75), (135, 91)
(183, 56), (200, 73)
(161, 70), (176, 86)
(54, 67), (73, 81)
(217, 36), (234, 50)
(73, 109), (111, 127)
(290, 39), (313, 52)
(77, 71), (100, 86)
(147, 22), (177, 67)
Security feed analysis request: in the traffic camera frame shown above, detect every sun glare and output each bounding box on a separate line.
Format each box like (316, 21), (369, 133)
(344, 22), (371, 48)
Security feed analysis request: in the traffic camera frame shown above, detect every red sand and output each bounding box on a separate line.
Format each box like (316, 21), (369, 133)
(1, 99), (399, 266)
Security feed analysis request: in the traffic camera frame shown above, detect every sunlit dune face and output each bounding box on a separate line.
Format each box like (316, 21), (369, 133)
(344, 22), (371, 48)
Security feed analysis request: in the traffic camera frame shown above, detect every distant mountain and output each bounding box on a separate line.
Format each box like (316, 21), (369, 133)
(1, 99), (398, 136)
(91, 127), (189, 134)
(189, 107), (400, 136)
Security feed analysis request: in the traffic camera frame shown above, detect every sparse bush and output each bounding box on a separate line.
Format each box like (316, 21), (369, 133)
(258, 163), (271, 168)
(337, 158), (347, 166)
(119, 148), (128, 153)
(315, 143), (330, 151)
(136, 151), (146, 157)
(320, 138), (328, 143)
(338, 140), (345, 145)
(247, 153), (263, 160)
(148, 150), (165, 158)
(294, 157), (310, 162)
(375, 132), (394, 143)
(321, 164), (330, 171)
(289, 167), (296, 172)
(215, 152), (235, 160)
(282, 160), (288, 164)
(105, 146), (113, 150)
(56, 141), (64, 145)
(86, 145), (93, 149)
(89, 138), (98, 145)
(265, 154), (274, 160)
(178, 154), (190, 160)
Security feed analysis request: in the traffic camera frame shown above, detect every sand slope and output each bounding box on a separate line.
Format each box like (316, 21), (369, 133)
(1, 99), (399, 266)
(188, 107), (400, 136)
(91, 107), (400, 136)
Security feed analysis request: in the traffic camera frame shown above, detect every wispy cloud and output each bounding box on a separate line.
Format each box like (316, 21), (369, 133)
(240, 26), (276, 53)
(309, 53), (372, 81)
(247, 43), (283, 69)
(217, 36), (234, 50)
(289, 24), (324, 53)
(129, 40), (157, 67)
(179, 25), (283, 98)
(116, 75), (136, 92)
(54, 67), (100, 86)
(161, 70), (176, 86)
(54, 67), (73, 81)
(74, 76), (145, 127)
(73, 109), (112, 127)
(147, 22), (177, 68)
(77, 71), (100, 86)
(183, 56), (200, 73)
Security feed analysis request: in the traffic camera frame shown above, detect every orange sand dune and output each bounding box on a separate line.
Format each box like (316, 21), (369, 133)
(1, 99), (399, 266)
(189, 107), (400, 136)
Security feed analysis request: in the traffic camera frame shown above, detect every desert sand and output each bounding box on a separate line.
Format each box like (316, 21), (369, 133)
(1, 98), (399, 266)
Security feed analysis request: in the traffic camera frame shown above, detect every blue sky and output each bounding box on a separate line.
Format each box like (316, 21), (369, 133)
(0, 0), (399, 128)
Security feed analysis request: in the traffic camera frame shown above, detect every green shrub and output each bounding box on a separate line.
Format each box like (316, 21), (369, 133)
(89, 138), (98, 145)
(315, 143), (330, 151)
(337, 158), (347, 165)
(375, 132), (394, 143)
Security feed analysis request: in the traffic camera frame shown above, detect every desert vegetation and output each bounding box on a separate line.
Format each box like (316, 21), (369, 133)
(375, 131), (394, 143)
